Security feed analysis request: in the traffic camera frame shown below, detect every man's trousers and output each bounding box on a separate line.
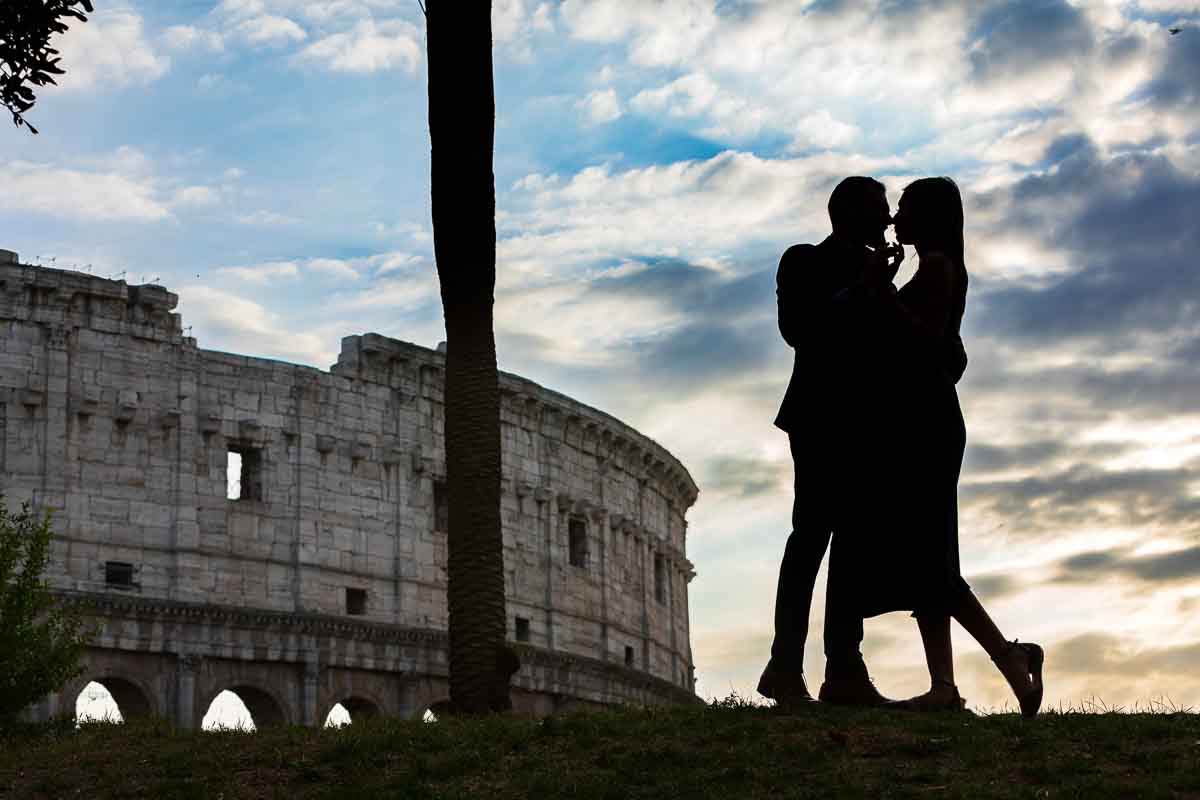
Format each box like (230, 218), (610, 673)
(768, 434), (864, 676)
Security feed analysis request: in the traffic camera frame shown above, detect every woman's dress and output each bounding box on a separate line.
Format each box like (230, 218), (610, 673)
(830, 253), (970, 619)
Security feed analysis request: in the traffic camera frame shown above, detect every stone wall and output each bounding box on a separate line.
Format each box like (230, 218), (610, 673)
(0, 253), (700, 721)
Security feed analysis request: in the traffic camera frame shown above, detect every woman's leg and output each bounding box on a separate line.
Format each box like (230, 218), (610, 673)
(916, 614), (954, 688)
(948, 589), (1008, 660)
(890, 613), (961, 710)
(950, 589), (1043, 715)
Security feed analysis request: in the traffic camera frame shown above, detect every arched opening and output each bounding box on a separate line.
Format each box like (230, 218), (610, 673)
(422, 700), (451, 723)
(202, 686), (287, 731)
(74, 678), (153, 724)
(323, 697), (380, 728)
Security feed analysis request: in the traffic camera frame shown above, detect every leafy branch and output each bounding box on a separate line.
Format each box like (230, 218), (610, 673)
(0, 0), (93, 134)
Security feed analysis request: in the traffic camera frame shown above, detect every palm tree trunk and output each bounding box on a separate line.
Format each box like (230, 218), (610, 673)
(425, 0), (510, 714)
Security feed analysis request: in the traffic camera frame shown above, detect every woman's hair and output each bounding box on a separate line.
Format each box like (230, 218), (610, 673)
(901, 176), (965, 270)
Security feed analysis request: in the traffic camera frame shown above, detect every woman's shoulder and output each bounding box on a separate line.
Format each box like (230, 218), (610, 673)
(916, 251), (963, 285)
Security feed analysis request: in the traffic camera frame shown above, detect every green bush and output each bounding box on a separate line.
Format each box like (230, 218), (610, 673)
(0, 499), (89, 722)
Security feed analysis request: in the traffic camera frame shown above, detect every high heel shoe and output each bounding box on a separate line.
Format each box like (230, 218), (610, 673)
(993, 640), (1044, 718)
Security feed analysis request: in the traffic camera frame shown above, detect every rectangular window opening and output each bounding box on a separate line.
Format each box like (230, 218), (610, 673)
(654, 554), (667, 604)
(346, 587), (367, 616)
(433, 481), (449, 533)
(568, 518), (588, 568)
(105, 560), (135, 588)
(227, 444), (262, 501)
(515, 616), (530, 643)
(625, 645), (635, 667)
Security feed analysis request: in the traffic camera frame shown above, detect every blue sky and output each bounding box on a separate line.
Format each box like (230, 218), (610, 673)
(7, 0), (1200, 717)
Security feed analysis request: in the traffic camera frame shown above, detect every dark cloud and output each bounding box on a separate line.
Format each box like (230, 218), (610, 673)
(1040, 133), (1093, 167)
(968, 0), (1092, 82)
(962, 462), (1200, 535)
(703, 455), (789, 498)
(1145, 28), (1200, 110)
(963, 439), (1066, 473)
(962, 351), (1200, 419)
(589, 257), (776, 320)
(622, 319), (778, 394)
(1053, 545), (1200, 586)
(963, 437), (1132, 475)
(1050, 632), (1200, 679)
(968, 144), (1200, 343)
(964, 571), (1019, 599)
(581, 258), (786, 395)
(493, 256), (793, 412)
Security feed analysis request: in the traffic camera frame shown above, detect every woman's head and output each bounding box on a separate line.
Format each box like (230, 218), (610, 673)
(893, 177), (964, 263)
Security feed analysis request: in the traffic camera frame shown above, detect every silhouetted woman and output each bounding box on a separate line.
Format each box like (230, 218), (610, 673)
(832, 177), (1044, 715)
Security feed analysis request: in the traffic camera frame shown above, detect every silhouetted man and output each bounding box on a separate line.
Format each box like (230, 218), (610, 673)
(758, 176), (894, 707)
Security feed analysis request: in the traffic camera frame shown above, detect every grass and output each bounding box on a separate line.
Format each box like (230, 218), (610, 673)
(3, 696), (1200, 799)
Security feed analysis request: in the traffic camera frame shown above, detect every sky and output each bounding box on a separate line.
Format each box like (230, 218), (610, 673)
(7, 0), (1200, 720)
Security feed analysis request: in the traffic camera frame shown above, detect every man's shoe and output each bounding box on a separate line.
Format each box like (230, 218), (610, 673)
(757, 658), (815, 706)
(818, 673), (891, 707)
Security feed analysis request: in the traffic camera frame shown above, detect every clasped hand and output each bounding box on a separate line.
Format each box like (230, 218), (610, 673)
(863, 243), (905, 287)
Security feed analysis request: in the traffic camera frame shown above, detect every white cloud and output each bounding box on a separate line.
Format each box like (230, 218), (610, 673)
(500, 149), (900, 285)
(787, 109), (861, 151)
(578, 88), (622, 124)
(492, 0), (556, 59)
(371, 221), (429, 242)
(79, 145), (153, 175)
(296, 19), (421, 74)
(632, 72), (719, 118)
(632, 71), (858, 148)
(561, 0), (720, 66)
(306, 258), (361, 280)
(174, 284), (337, 367)
(216, 261), (300, 284)
(315, 252), (440, 312)
(163, 25), (224, 52)
(48, 8), (168, 92)
(215, 253), (428, 289)
(372, 252), (422, 273)
(493, 0), (529, 42)
(0, 159), (168, 222)
(215, 0), (267, 20)
(170, 186), (221, 208)
(235, 210), (298, 226)
(531, 3), (555, 32)
(197, 73), (226, 91)
(235, 14), (307, 46)
(1135, 1), (1200, 10)
(329, 277), (439, 313)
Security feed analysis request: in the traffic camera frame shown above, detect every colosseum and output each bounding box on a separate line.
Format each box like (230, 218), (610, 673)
(0, 250), (699, 728)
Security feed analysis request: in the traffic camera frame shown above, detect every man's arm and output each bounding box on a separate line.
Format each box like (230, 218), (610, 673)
(776, 244), (817, 348)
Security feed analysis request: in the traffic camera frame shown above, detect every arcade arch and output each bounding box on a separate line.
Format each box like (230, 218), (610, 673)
(72, 676), (154, 723)
(421, 699), (451, 723)
(322, 696), (382, 728)
(201, 686), (289, 731)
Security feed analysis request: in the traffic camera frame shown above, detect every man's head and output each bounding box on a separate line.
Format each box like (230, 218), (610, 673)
(828, 176), (890, 247)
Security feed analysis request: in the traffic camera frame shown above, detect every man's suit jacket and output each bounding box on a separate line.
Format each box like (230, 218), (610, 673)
(773, 235), (867, 434)
(773, 235), (968, 435)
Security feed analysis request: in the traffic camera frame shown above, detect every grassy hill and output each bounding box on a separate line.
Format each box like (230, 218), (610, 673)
(3, 698), (1199, 799)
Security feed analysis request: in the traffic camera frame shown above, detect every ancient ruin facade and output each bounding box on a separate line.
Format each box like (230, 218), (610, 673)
(0, 251), (699, 727)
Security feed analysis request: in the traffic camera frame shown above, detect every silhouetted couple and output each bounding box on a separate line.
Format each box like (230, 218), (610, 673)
(758, 176), (1045, 716)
